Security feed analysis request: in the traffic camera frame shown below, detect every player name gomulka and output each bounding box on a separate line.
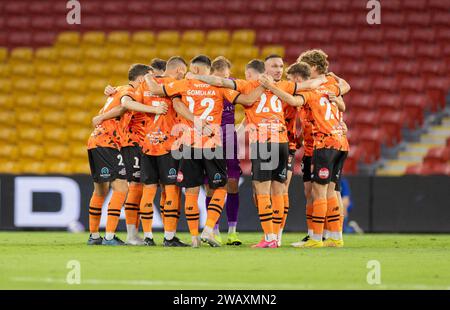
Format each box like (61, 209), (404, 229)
(187, 89), (217, 96)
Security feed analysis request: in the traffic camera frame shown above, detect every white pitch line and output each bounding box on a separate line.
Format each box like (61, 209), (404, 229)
(10, 277), (450, 290)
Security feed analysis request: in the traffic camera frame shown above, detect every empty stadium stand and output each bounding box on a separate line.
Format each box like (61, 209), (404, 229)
(0, 0), (449, 175)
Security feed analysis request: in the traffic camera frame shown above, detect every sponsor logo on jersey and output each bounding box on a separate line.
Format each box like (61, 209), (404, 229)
(212, 173), (223, 184)
(100, 167), (110, 178)
(168, 168), (177, 179)
(318, 168), (330, 179)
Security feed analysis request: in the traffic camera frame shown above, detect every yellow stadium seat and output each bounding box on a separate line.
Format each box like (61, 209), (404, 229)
(20, 160), (47, 174)
(0, 161), (20, 174)
(232, 46), (259, 61)
(18, 128), (44, 143)
(261, 45), (285, 58)
(71, 160), (90, 174)
(0, 95), (14, 109)
(0, 145), (18, 159)
(39, 95), (62, 110)
(85, 94), (107, 111)
(85, 63), (109, 77)
(45, 160), (73, 174)
(61, 78), (87, 94)
(10, 63), (34, 76)
(205, 46), (232, 60)
(108, 47), (132, 62)
(66, 110), (92, 126)
(38, 78), (61, 93)
(57, 47), (82, 61)
(41, 110), (66, 126)
(0, 78), (12, 93)
(35, 48), (57, 63)
(83, 47), (108, 61)
(82, 31), (106, 46)
(43, 143), (70, 159)
(9, 48), (33, 63)
(56, 32), (80, 47)
(109, 62), (131, 79)
(132, 31), (155, 46)
(0, 128), (17, 143)
(0, 64), (10, 77)
(107, 31), (130, 45)
(0, 111), (16, 126)
(182, 31), (205, 45)
(182, 46), (207, 61)
(65, 94), (88, 110)
(12, 78), (36, 94)
(68, 128), (92, 142)
(231, 30), (255, 46)
(0, 48), (7, 63)
(85, 78), (109, 94)
(43, 126), (68, 142)
(70, 143), (88, 159)
(60, 63), (85, 77)
(156, 46), (181, 60)
(35, 62), (59, 77)
(132, 47), (157, 64)
(206, 30), (230, 45)
(157, 31), (180, 45)
(14, 95), (39, 109)
(16, 110), (42, 125)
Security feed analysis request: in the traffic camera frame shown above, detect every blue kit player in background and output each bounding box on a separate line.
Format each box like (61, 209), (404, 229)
(340, 177), (363, 234)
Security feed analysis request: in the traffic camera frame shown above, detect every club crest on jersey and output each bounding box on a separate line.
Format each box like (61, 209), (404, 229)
(177, 171), (184, 182)
(100, 167), (110, 178)
(168, 168), (177, 179)
(318, 168), (330, 179)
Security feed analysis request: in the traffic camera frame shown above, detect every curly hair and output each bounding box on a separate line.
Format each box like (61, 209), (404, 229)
(297, 49), (329, 74)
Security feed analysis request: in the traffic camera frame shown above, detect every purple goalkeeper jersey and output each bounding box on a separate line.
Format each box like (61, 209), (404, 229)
(221, 99), (235, 126)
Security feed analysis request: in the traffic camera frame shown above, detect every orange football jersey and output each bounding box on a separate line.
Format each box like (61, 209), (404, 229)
(163, 79), (240, 148)
(284, 104), (299, 151)
(235, 79), (296, 144)
(299, 82), (345, 150)
(87, 85), (135, 150)
(299, 104), (314, 157)
(134, 76), (180, 156)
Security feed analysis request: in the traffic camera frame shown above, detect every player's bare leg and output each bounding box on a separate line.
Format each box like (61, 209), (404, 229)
(87, 182), (109, 245)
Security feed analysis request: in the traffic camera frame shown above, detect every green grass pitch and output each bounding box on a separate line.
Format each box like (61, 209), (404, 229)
(1, 232), (449, 290)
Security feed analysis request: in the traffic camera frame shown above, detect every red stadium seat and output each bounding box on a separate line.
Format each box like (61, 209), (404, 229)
(32, 32), (58, 46)
(354, 111), (380, 133)
(257, 30), (281, 45)
(340, 60), (367, 76)
(81, 0), (104, 15)
(6, 16), (30, 30)
(405, 12), (431, 27)
(227, 0), (249, 13)
(382, 0), (402, 11)
(334, 29), (358, 43)
(364, 44), (389, 60)
(358, 129), (382, 164)
(350, 77), (372, 92)
(384, 28), (410, 43)
(278, 15), (304, 29)
(128, 1), (152, 13)
(274, 0), (300, 12)
(381, 12), (405, 27)
(248, 0), (274, 13)
(346, 93), (376, 115)
(299, 1), (325, 12)
(203, 16), (227, 29)
(399, 77), (425, 93)
(8, 32), (32, 46)
(178, 16), (203, 29)
(394, 60), (420, 77)
(358, 28), (383, 43)
(447, 137), (450, 147)
(424, 147), (450, 166)
(151, 16), (178, 30)
(104, 15), (130, 30)
(373, 77), (398, 93)
(325, 0), (352, 12)
(128, 15), (153, 30)
(415, 44), (442, 59)
(367, 61), (392, 76)
(228, 16), (249, 30)
(402, 94), (426, 128)
(437, 27), (450, 42)
(306, 29), (332, 44)
(380, 111), (403, 146)
(30, 16), (55, 31)
(377, 94), (402, 115)
(389, 44), (415, 59)
(302, 14), (329, 28)
(343, 145), (361, 175)
(405, 164), (423, 175)
(3, 1), (29, 15)
(150, 0), (178, 13)
(29, 1), (53, 15)
(328, 13), (355, 27)
(429, 0), (450, 10)
(252, 14), (278, 30)
(411, 28), (436, 43)
(79, 15), (104, 30)
(102, 0), (128, 14)
(426, 76), (449, 111)
(403, 0), (428, 11)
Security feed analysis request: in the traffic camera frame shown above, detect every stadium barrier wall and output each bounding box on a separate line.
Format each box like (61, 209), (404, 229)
(0, 174), (449, 233)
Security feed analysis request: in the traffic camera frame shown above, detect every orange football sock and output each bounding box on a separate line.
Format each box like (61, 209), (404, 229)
(89, 193), (105, 234)
(326, 196), (341, 234)
(139, 186), (157, 234)
(124, 183), (142, 226)
(281, 193), (290, 229)
(205, 188), (227, 229)
(185, 192), (200, 236)
(162, 185), (179, 233)
(160, 188), (166, 226)
(311, 199), (327, 238)
(271, 194), (284, 235)
(105, 191), (127, 234)
(306, 203), (313, 233)
(256, 194), (273, 235)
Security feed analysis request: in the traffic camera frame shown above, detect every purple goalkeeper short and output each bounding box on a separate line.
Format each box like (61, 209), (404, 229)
(204, 125), (241, 184)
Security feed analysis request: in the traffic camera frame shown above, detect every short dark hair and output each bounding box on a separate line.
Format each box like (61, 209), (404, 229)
(246, 59), (265, 73)
(264, 54), (283, 62)
(128, 63), (151, 81)
(286, 62), (311, 80)
(150, 58), (167, 72)
(211, 56), (232, 73)
(167, 56), (187, 69)
(191, 55), (211, 68)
